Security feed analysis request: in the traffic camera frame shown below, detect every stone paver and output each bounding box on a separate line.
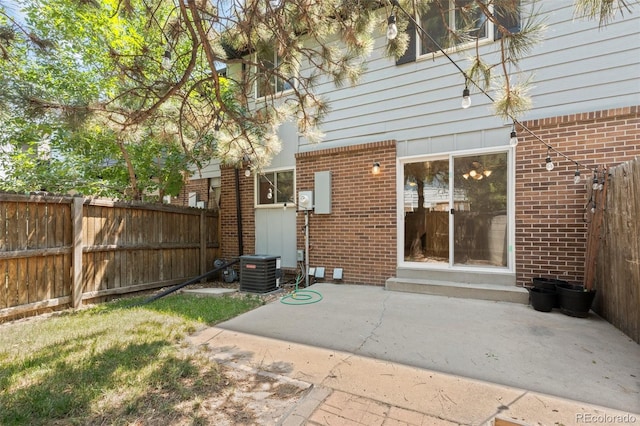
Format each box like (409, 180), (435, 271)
(306, 390), (459, 426)
(189, 326), (638, 426)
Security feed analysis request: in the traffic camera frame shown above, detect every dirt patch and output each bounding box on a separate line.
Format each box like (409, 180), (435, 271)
(179, 344), (311, 425)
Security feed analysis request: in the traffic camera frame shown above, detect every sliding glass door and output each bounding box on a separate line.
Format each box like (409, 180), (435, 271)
(403, 151), (509, 268)
(452, 152), (508, 267)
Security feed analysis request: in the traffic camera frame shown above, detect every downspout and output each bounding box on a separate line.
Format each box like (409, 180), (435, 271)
(234, 168), (244, 256)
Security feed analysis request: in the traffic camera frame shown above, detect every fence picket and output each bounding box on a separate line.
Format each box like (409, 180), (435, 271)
(6, 203), (17, 251)
(17, 257), (28, 305)
(7, 257), (18, 307)
(0, 257), (7, 309)
(27, 257), (38, 303)
(0, 202), (6, 252)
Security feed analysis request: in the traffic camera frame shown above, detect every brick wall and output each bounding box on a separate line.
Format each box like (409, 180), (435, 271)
(516, 106), (640, 287)
(211, 107), (639, 289)
(295, 140), (397, 286)
(219, 166), (255, 261)
(171, 178), (212, 208)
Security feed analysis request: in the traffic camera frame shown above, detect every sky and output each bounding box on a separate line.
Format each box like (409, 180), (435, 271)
(1, 0), (26, 24)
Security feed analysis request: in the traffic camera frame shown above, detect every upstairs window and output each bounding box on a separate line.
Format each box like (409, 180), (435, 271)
(421, 0), (488, 55)
(257, 169), (294, 206)
(397, 0), (520, 64)
(256, 46), (294, 98)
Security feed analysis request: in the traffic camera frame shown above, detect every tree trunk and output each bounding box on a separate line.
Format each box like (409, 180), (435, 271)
(117, 139), (141, 201)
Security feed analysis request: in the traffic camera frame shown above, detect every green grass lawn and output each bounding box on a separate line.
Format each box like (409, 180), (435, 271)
(0, 293), (264, 425)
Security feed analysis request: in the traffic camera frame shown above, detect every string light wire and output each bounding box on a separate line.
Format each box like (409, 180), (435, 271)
(388, 0), (598, 175)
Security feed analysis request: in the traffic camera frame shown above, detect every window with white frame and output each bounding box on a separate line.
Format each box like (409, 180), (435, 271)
(420, 0), (520, 55)
(256, 46), (294, 98)
(257, 169), (294, 205)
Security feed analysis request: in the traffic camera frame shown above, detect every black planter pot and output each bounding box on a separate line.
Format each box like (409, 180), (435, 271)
(529, 287), (556, 312)
(556, 283), (596, 318)
(532, 277), (568, 308)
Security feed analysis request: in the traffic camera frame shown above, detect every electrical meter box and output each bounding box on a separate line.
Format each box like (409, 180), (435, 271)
(298, 191), (313, 210)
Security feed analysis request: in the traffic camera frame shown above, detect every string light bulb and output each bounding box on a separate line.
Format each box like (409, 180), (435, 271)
(161, 45), (172, 70)
(509, 125), (518, 147)
(573, 168), (581, 184)
(386, 14), (398, 40)
(267, 188), (273, 200)
(545, 151), (554, 171)
(592, 172), (599, 190)
(461, 86), (471, 109)
(372, 162), (381, 175)
(245, 168), (251, 177)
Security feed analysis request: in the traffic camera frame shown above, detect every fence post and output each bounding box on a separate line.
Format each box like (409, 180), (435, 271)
(71, 197), (84, 308)
(200, 210), (207, 276)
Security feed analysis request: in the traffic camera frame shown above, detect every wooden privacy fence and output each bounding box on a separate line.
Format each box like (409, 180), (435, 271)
(595, 157), (640, 343)
(0, 193), (220, 320)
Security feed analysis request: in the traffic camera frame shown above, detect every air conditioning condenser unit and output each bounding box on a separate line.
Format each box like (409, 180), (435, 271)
(239, 254), (281, 293)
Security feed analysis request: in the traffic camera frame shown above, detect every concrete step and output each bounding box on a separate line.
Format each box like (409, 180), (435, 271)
(394, 267), (515, 286)
(385, 277), (529, 304)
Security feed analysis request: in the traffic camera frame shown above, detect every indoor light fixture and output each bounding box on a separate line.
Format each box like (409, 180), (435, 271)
(406, 176), (417, 187)
(461, 86), (471, 109)
(386, 14), (398, 40)
(545, 149), (555, 171)
(372, 162), (381, 175)
(462, 161), (491, 180)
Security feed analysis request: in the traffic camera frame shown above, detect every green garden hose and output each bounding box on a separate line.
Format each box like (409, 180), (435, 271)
(280, 275), (323, 305)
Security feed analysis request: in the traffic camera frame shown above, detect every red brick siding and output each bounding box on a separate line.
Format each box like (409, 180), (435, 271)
(295, 140), (397, 286)
(214, 107), (639, 288)
(516, 106), (640, 287)
(219, 166), (255, 260)
(171, 178), (212, 208)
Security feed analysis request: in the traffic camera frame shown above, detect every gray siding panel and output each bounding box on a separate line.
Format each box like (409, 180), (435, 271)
(291, 0), (639, 157)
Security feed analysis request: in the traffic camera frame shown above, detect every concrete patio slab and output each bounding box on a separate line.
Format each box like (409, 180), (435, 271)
(213, 283), (639, 414)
